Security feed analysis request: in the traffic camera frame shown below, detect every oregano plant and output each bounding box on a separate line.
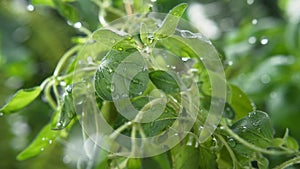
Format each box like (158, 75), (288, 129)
(1, 0), (300, 169)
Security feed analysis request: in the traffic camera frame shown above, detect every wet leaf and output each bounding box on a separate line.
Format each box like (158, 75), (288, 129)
(154, 3), (187, 39)
(0, 87), (41, 114)
(17, 124), (58, 160)
(149, 70), (180, 94)
(52, 86), (76, 130)
(230, 111), (274, 157)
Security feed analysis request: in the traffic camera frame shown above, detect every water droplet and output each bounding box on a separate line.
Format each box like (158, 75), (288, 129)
(73, 22), (82, 29)
(181, 57), (189, 62)
(138, 91), (143, 96)
(247, 0), (255, 5)
(40, 148), (45, 151)
(174, 133), (179, 136)
(41, 137), (46, 141)
(117, 47), (123, 51)
(56, 122), (62, 127)
(108, 68), (113, 73)
(186, 135), (194, 146)
(87, 56), (93, 64)
(0, 112), (3, 116)
(49, 140), (53, 144)
(241, 126), (247, 132)
(228, 138), (236, 147)
(227, 61), (233, 66)
(111, 39), (116, 44)
(60, 81), (67, 86)
(260, 74), (271, 84)
(248, 36), (257, 44)
(151, 0), (157, 2)
(252, 19), (258, 25)
(252, 121), (260, 127)
(260, 38), (269, 45)
(27, 4), (34, 11)
(171, 66), (176, 70)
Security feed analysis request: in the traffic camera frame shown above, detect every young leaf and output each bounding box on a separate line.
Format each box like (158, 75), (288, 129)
(52, 86), (75, 130)
(227, 84), (255, 121)
(17, 124), (58, 160)
(154, 3), (187, 39)
(0, 87), (42, 114)
(149, 70), (180, 94)
(53, 0), (79, 23)
(127, 158), (142, 169)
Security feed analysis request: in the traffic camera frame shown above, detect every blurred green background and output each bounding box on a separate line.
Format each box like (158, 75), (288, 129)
(0, 0), (299, 168)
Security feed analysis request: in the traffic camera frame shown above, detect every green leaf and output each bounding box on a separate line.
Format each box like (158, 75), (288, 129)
(94, 48), (149, 101)
(154, 3), (187, 39)
(52, 86), (75, 130)
(53, 0), (79, 23)
(127, 158), (142, 169)
(199, 146), (218, 169)
(227, 84), (255, 121)
(31, 0), (54, 7)
(149, 70), (180, 94)
(17, 124), (58, 160)
(230, 111), (274, 157)
(171, 142), (199, 169)
(0, 87), (42, 114)
(92, 29), (127, 51)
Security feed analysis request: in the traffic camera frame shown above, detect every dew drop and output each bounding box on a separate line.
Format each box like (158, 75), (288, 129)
(228, 138), (236, 147)
(73, 22), (82, 29)
(248, 36), (257, 44)
(227, 61), (233, 66)
(181, 57), (189, 62)
(252, 19), (258, 25)
(0, 112), (3, 116)
(241, 126), (247, 132)
(56, 122), (62, 127)
(247, 0), (255, 5)
(40, 148), (45, 151)
(260, 38), (269, 45)
(186, 135), (194, 146)
(260, 74), (271, 84)
(111, 39), (116, 44)
(41, 137), (46, 141)
(151, 0), (157, 2)
(138, 91), (143, 96)
(49, 140), (53, 144)
(171, 66), (176, 70)
(27, 4), (34, 11)
(174, 133), (179, 136)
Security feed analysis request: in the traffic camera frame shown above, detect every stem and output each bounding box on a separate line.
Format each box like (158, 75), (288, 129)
(215, 134), (239, 169)
(53, 45), (81, 76)
(110, 121), (133, 139)
(223, 124), (294, 155)
(123, 0), (133, 15)
(44, 80), (57, 110)
(274, 156), (300, 169)
(131, 124), (137, 156)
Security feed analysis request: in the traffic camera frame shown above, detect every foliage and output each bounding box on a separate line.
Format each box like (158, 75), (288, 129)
(0, 0), (300, 169)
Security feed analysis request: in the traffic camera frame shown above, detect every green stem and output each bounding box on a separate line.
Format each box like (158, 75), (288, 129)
(274, 156), (300, 169)
(44, 79), (57, 110)
(53, 45), (81, 76)
(215, 134), (239, 169)
(131, 124), (137, 156)
(110, 121), (133, 139)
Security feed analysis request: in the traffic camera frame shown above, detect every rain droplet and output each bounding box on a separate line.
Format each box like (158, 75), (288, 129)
(181, 57), (189, 62)
(60, 81), (67, 86)
(171, 66), (176, 70)
(56, 122), (62, 127)
(174, 133), (179, 136)
(138, 91), (143, 96)
(41, 137), (46, 141)
(73, 22), (82, 29)
(27, 4), (34, 11)
(48, 140), (53, 144)
(252, 19), (258, 25)
(40, 148), (45, 151)
(227, 61), (233, 66)
(247, 0), (255, 5)
(248, 36), (257, 44)
(241, 126), (247, 132)
(260, 38), (269, 45)
(228, 138), (236, 147)
(111, 39), (116, 44)
(186, 135), (194, 146)
(151, 0), (157, 2)
(260, 74), (271, 84)
(0, 112), (3, 116)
